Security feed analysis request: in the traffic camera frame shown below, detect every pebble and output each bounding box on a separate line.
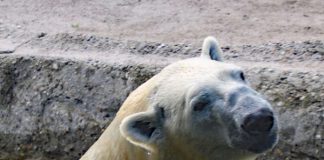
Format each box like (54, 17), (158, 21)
(299, 96), (305, 100)
(277, 101), (284, 107)
(52, 63), (59, 70)
(37, 32), (47, 38)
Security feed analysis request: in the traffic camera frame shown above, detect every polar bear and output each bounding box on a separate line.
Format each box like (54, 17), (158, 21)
(80, 37), (278, 160)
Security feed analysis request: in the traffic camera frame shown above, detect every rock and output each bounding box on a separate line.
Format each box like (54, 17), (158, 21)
(52, 63), (59, 70)
(37, 32), (47, 38)
(0, 40), (16, 54)
(315, 46), (324, 55)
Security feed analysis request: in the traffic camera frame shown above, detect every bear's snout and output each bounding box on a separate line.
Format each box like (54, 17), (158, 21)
(241, 108), (274, 135)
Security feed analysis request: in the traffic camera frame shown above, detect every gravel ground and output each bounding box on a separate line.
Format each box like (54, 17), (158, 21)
(0, 0), (324, 45)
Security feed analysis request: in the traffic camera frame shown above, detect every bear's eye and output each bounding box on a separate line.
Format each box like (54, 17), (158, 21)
(239, 72), (245, 81)
(193, 100), (209, 111)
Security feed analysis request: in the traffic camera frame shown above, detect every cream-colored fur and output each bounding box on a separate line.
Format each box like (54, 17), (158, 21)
(80, 37), (277, 160)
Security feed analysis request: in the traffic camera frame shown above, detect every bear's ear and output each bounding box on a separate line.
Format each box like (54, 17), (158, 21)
(120, 107), (165, 152)
(201, 36), (223, 61)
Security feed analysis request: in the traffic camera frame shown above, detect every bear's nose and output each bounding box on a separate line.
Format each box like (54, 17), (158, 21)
(241, 109), (274, 135)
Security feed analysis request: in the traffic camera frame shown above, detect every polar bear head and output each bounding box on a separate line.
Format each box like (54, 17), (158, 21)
(120, 37), (278, 160)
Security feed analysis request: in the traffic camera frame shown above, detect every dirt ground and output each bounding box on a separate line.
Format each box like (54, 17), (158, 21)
(0, 0), (324, 46)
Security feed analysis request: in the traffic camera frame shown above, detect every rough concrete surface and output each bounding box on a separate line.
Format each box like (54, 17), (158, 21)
(0, 0), (323, 160)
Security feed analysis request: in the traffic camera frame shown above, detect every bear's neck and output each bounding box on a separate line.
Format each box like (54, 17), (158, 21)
(148, 137), (257, 160)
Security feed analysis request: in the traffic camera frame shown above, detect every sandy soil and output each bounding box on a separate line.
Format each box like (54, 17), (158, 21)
(0, 0), (324, 46)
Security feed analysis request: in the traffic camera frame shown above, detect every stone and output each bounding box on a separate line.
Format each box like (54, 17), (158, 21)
(0, 40), (16, 54)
